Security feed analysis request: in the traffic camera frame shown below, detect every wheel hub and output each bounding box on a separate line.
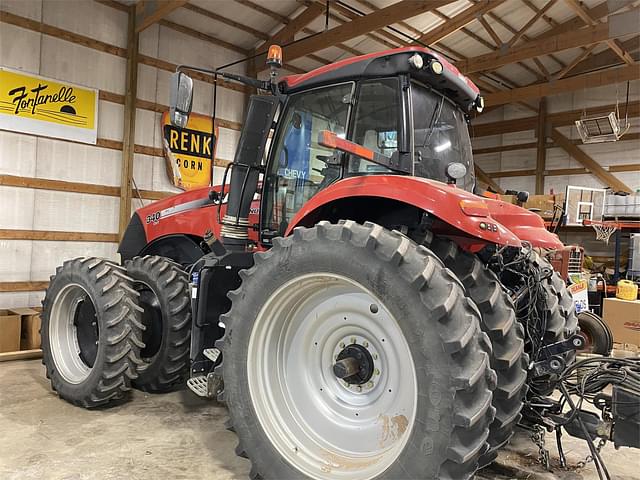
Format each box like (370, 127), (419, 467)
(333, 343), (374, 385)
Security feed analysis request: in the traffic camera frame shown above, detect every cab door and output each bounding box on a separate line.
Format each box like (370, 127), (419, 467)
(260, 82), (354, 242)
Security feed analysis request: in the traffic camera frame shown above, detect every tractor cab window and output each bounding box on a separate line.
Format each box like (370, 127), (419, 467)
(411, 82), (475, 191)
(347, 78), (400, 175)
(261, 82), (354, 237)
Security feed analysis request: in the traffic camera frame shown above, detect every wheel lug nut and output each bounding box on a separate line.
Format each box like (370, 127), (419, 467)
(374, 368), (380, 375)
(373, 354), (378, 360)
(339, 342), (345, 348)
(356, 386), (362, 392)
(363, 341), (369, 348)
(367, 381), (374, 388)
(350, 337), (356, 344)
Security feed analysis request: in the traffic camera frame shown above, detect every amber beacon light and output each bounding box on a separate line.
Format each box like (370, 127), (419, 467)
(266, 45), (283, 68)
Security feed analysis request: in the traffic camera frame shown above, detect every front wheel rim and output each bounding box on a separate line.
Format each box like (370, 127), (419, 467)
(49, 283), (98, 384)
(247, 273), (418, 480)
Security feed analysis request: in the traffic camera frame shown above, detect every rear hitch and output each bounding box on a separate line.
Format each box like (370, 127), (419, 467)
(531, 334), (585, 376)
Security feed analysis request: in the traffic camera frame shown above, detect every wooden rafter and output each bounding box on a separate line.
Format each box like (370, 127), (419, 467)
(417, 1), (506, 45)
(160, 19), (249, 56)
(484, 64), (639, 106)
(282, 1), (455, 62)
(183, 3), (269, 41)
(552, 44), (597, 79)
(472, 100), (640, 137)
(570, 36), (640, 75)
(506, 0), (557, 48)
(550, 129), (632, 192)
(565, 0), (635, 65)
(135, 0), (188, 33)
(477, 15), (502, 47)
(475, 166), (504, 194)
(459, 8), (640, 73)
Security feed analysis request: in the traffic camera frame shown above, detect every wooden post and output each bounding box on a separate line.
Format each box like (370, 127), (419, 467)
(535, 97), (547, 195)
(119, 6), (139, 240)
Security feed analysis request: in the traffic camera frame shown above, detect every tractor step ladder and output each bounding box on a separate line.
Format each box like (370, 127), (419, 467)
(203, 348), (220, 363)
(187, 373), (222, 398)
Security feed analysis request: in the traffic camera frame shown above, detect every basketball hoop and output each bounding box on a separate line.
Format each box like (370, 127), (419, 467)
(586, 221), (618, 244)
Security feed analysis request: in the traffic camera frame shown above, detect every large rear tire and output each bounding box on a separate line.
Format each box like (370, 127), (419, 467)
(219, 221), (496, 480)
(427, 236), (528, 467)
(41, 257), (144, 408)
(124, 256), (191, 393)
(527, 252), (579, 396)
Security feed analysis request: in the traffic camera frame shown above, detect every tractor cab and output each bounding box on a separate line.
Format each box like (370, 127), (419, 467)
(170, 46), (485, 245)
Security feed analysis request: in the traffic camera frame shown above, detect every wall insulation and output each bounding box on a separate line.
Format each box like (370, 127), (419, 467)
(472, 82), (640, 194)
(0, 0), (247, 308)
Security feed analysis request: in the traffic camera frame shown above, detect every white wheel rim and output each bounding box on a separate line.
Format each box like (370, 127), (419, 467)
(49, 283), (95, 384)
(247, 273), (418, 480)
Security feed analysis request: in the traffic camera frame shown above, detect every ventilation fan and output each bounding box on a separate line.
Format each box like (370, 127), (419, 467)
(575, 82), (631, 144)
(575, 112), (628, 143)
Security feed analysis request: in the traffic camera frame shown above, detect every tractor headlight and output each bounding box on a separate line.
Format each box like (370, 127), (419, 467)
(409, 53), (424, 70)
(429, 60), (443, 75)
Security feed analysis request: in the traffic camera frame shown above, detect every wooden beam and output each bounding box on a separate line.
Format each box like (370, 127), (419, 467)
(570, 36), (640, 75)
(269, 2), (325, 47)
(459, 8), (640, 73)
(0, 229), (118, 242)
(506, 0), (557, 48)
(135, 0), (188, 33)
(0, 282), (49, 293)
(475, 165), (504, 194)
(416, 1), (506, 45)
(535, 98), (547, 194)
(532, 57), (551, 79)
(565, 0), (635, 65)
(484, 64), (640, 106)
(183, 3), (268, 40)
(0, 10), (246, 94)
(550, 129), (632, 192)
(474, 133), (640, 156)
(159, 19), (249, 56)
(553, 43), (597, 79)
(477, 14), (503, 47)
(282, 1), (454, 62)
(254, 2), (325, 69)
(0, 10), (127, 57)
(483, 162), (640, 178)
(472, 100), (640, 137)
(119, 7), (139, 240)
(0, 175), (118, 197)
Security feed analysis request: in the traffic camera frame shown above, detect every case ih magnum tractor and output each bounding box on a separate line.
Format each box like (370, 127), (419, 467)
(41, 46), (638, 479)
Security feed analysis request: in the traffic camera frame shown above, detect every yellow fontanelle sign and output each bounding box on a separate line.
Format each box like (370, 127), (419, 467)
(0, 67), (98, 144)
(161, 111), (218, 191)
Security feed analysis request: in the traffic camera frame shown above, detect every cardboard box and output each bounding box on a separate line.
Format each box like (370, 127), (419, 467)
(602, 297), (640, 346)
(11, 308), (41, 350)
(0, 310), (21, 353)
(524, 194), (557, 219)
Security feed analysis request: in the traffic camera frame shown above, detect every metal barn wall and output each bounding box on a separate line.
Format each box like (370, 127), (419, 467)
(0, 0), (247, 308)
(472, 81), (640, 194)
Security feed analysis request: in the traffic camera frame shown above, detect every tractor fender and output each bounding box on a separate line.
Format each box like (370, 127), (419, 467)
(285, 176), (558, 249)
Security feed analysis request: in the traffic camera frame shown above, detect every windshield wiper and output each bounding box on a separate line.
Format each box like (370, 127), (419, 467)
(420, 95), (444, 148)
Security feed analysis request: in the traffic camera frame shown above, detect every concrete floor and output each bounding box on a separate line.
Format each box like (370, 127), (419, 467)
(1, 359), (638, 480)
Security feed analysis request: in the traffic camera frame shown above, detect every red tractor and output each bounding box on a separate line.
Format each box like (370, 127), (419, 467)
(41, 46), (638, 479)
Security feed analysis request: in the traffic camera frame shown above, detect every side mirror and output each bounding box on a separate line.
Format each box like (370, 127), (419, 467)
(446, 162), (467, 184)
(169, 71), (193, 128)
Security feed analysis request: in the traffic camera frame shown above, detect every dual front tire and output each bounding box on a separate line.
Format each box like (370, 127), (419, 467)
(41, 256), (191, 408)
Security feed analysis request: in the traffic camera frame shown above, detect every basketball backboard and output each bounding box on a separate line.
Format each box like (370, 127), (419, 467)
(564, 186), (606, 226)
